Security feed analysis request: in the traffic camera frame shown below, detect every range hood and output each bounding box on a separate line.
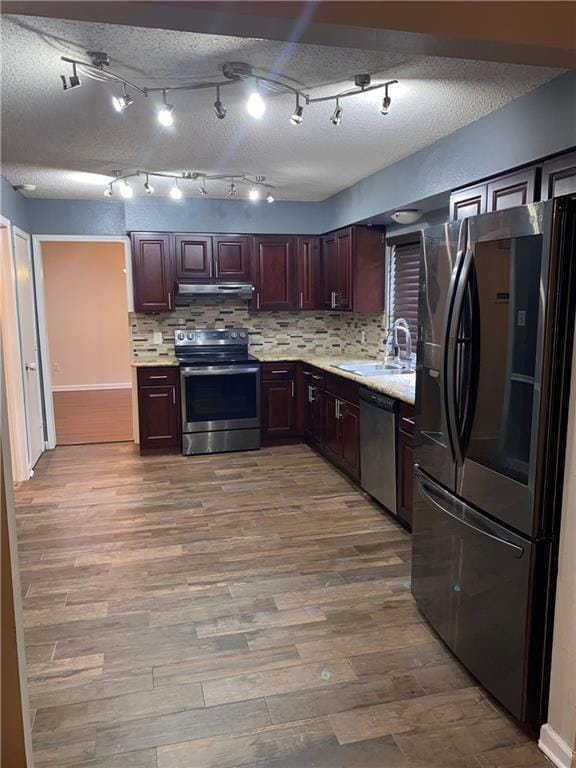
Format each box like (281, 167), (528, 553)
(176, 283), (254, 298)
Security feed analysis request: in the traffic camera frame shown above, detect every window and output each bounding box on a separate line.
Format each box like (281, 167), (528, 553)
(387, 238), (421, 358)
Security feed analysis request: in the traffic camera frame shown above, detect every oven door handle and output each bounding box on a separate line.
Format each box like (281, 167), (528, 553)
(180, 366), (260, 376)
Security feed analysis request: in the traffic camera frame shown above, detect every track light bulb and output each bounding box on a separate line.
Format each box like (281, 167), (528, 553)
(214, 86), (227, 119)
(170, 183), (183, 200)
(228, 182), (237, 197)
(158, 91), (174, 126)
(246, 89), (265, 119)
(112, 88), (133, 113)
(104, 185), (113, 197)
(248, 187), (260, 202)
(330, 101), (343, 126)
(290, 104), (304, 126)
(266, 193), (275, 203)
(119, 181), (133, 199)
(380, 93), (392, 115)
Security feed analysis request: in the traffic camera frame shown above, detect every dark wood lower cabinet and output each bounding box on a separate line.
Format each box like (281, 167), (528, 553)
(340, 401), (360, 480)
(397, 403), (416, 529)
(262, 380), (296, 438)
(137, 367), (181, 454)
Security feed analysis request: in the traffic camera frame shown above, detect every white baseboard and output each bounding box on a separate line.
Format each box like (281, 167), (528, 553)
(52, 383), (132, 392)
(539, 724), (574, 768)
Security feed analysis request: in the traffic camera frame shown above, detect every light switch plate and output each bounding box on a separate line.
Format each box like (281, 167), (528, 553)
(153, 331), (163, 345)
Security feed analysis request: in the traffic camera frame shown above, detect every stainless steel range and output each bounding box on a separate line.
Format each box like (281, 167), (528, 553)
(175, 328), (261, 456)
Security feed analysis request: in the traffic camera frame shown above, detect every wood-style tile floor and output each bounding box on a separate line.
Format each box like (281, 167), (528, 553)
(15, 443), (550, 768)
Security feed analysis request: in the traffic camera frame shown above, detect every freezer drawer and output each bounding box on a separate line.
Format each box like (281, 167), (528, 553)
(411, 467), (548, 724)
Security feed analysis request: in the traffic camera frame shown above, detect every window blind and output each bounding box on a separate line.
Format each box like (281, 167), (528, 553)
(389, 240), (421, 357)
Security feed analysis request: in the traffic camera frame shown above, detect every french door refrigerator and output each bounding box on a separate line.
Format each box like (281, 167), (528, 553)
(412, 198), (576, 726)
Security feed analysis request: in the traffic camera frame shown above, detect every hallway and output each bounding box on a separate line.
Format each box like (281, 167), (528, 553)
(15, 443), (547, 767)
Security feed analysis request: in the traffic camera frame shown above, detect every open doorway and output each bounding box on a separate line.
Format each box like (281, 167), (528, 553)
(38, 240), (133, 445)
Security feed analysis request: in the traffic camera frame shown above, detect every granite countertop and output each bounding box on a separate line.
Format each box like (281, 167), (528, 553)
(131, 352), (416, 405)
(252, 351), (416, 405)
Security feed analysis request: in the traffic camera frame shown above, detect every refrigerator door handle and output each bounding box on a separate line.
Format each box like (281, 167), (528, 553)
(446, 247), (474, 466)
(414, 468), (525, 558)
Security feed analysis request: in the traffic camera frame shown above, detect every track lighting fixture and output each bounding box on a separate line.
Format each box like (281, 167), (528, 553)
(380, 85), (392, 116)
(213, 86), (227, 120)
(248, 187), (260, 202)
(158, 90), (175, 127)
(170, 181), (183, 200)
(103, 184), (113, 197)
(330, 99), (343, 126)
(60, 62), (81, 91)
(199, 182), (208, 197)
(143, 175), (154, 194)
(290, 95), (304, 126)
(246, 85), (265, 119)
(228, 181), (237, 197)
(119, 180), (133, 199)
(266, 193), (275, 203)
(112, 84), (133, 113)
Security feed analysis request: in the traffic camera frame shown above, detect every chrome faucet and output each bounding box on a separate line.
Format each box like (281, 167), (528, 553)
(385, 318), (413, 369)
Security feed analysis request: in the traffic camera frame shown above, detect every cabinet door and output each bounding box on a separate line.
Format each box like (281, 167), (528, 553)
(296, 237), (319, 310)
(174, 235), (213, 281)
(312, 390), (325, 445)
(131, 233), (174, 312)
(253, 236), (296, 311)
(213, 236), (251, 281)
(340, 402), (360, 480)
(335, 229), (353, 310)
(541, 152), (576, 200)
(450, 185), (487, 221)
(138, 385), (180, 450)
(262, 380), (295, 436)
(323, 392), (340, 458)
(398, 430), (415, 529)
(486, 168), (539, 212)
(320, 234), (338, 309)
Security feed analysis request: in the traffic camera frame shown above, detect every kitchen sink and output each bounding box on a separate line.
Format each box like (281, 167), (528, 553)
(333, 362), (414, 376)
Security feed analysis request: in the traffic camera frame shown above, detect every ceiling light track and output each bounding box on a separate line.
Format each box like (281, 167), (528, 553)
(103, 169), (276, 202)
(60, 54), (401, 127)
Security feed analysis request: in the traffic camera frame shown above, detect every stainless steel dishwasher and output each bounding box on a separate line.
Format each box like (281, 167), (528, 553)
(359, 387), (398, 515)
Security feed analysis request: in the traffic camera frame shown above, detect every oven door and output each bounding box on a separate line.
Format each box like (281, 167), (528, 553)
(180, 365), (260, 433)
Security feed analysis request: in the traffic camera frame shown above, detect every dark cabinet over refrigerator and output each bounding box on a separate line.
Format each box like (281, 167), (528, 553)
(412, 198), (576, 726)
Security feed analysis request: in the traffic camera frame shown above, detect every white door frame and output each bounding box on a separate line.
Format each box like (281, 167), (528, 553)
(32, 235), (133, 449)
(0, 214), (31, 482)
(13, 226), (45, 469)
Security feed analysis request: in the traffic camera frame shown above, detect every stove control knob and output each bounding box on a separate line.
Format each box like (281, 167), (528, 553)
(230, 331), (237, 339)
(239, 331), (247, 339)
(187, 332), (195, 340)
(176, 332), (186, 341)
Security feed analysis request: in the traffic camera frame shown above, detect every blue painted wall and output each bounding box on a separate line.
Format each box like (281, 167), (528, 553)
(321, 70), (576, 231)
(2, 72), (575, 236)
(0, 177), (31, 231)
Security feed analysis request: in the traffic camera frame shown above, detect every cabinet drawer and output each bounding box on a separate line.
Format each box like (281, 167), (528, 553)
(137, 366), (179, 387)
(261, 362), (296, 381)
(302, 366), (325, 388)
(399, 402), (416, 435)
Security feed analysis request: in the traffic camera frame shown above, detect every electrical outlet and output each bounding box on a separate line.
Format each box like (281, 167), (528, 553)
(153, 331), (163, 345)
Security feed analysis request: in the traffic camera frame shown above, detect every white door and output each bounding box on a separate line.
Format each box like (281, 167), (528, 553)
(13, 230), (44, 469)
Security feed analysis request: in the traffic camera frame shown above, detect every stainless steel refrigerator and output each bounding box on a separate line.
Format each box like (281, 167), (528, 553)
(412, 198), (576, 725)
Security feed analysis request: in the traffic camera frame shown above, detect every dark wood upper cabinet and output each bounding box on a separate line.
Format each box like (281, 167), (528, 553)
(541, 151), (576, 200)
(450, 184), (487, 220)
(213, 235), (251, 281)
(321, 226), (384, 313)
(131, 233), (174, 313)
(174, 234), (213, 280)
(486, 168), (539, 212)
(252, 235), (296, 311)
(296, 237), (319, 310)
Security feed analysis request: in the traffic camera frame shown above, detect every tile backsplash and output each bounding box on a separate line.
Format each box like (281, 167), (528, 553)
(130, 298), (388, 359)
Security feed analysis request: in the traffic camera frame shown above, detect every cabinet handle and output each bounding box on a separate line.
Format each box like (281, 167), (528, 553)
(148, 375), (168, 380)
(172, 388), (176, 406)
(331, 291), (336, 309)
(168, 291), (172, 310)
(338, 400), (344, 419)
(401, 416), (415, 426)
(300, 291), (303, 309)
(335, 398), (339, 419)
(311, 375), (322, 381)
(256, 293), (260, 310)
(291, 381), (295, 398)
(271, 369), (289, 374)
(209, 259), (213, 279)
(149, 393), (167, 398)
(308, 385), (316, 403)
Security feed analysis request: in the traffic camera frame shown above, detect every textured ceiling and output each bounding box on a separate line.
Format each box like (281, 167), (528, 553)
(0, 14), (561, 201)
